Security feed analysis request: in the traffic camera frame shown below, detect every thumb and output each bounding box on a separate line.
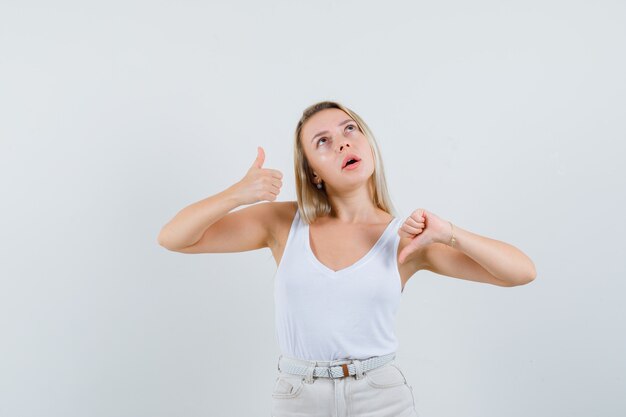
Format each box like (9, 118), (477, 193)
(398, 235), (425, 264)
(398, 247), (410, 264)
(251, 146), (265, 169)
(398, 245), (418, 265)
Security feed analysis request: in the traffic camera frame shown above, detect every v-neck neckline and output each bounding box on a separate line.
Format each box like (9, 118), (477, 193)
(305, 216), (397, 277)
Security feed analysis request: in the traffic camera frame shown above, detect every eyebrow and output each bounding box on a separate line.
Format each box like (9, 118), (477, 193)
(310, 119), (355, 143)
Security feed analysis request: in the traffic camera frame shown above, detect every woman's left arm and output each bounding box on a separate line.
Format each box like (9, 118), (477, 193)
(398, 209), (537, 287)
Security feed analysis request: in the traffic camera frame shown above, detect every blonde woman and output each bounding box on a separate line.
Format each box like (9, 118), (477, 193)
(157, 100), (537, 417)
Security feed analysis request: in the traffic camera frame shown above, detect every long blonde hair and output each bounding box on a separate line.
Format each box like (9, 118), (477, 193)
(293, 100), (397, 224)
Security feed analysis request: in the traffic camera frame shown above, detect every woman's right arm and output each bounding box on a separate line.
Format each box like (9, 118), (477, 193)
(157, 186), (243, 251)
(157, 147), (283, 253)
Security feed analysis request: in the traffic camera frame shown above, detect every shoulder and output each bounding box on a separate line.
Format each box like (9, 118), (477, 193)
(274, 200), (298, 220)
(267, 200), (298, 246)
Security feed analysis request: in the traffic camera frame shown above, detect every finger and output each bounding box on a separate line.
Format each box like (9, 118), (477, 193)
(265, 190), (278, 201)
(264, 176), (282, 187)
(410, 210), (426, 222)
(398, 248), (413, 264)
(403, 224), (424, 234)
(267, 169), (283, 179)
(398, 251), (407, 264)
(252, 146), (265, 169)
(398, 229), (417, 239)
(398, 229), (414, 239)
(405, 217), (424, 227)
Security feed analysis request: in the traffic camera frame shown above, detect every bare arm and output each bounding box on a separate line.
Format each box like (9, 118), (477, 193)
(399, 208), (536, 287)
(156, 186), (241, 251)
(156, 146), (283, 253)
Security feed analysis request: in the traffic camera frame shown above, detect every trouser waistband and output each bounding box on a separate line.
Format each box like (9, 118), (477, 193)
(277, 352), (396, 383)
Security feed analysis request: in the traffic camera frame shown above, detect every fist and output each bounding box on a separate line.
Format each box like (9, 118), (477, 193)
(397, 208), (450, 264)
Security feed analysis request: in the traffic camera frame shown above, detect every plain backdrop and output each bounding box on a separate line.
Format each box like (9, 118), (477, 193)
(1, 1), (625, 416)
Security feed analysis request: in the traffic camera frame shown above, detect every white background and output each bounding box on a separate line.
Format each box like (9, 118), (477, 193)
(1, 1), (625, 416)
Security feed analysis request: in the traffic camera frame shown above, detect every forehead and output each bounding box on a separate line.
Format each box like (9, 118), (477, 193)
(301, 108), (353, 142)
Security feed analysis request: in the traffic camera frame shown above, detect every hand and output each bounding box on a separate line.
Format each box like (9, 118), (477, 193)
(229, 146), (283, 205)
(397, 208), (451, 264)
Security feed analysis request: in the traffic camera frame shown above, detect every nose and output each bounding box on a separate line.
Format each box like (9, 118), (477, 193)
(336, 137), (352, 152)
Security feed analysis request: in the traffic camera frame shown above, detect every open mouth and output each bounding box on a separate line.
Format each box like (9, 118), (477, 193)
(341, 153), (361, 169)
(342, 159), (361, 169)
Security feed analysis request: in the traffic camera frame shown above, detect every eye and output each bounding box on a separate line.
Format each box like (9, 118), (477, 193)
(316, 124), (357, 147)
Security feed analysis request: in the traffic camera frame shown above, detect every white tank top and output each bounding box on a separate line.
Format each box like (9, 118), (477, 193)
(273, 208), (405, 361)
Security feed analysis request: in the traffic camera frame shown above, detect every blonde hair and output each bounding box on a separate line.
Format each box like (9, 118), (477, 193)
(293, 100), (397, 224)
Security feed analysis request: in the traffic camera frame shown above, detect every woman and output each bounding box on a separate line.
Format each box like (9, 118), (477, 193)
(157, 100), (537, 417)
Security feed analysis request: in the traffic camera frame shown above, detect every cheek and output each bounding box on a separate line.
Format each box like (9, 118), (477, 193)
(319, 156), (336, 170)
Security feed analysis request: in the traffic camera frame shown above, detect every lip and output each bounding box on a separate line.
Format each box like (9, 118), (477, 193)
(341, 153), (362, 169)
(343, 160), (361, 170)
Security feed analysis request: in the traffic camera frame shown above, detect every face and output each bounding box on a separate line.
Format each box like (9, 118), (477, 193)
(300, 108), (374, 191)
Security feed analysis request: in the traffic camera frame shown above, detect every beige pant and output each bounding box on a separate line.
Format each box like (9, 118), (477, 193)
(271, 355), (420, 417)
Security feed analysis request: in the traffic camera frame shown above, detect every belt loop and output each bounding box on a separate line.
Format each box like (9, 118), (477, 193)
(304, 360), (316, 384)
(352, 358), (364, 379)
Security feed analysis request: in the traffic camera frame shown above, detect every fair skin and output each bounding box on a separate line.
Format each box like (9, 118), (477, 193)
(300, 108), (381, 223)
(160, 108), (536, 289)
(161, 108), (419, 287)
(293, 108), (421, 290)
(292, 108), (536, 288)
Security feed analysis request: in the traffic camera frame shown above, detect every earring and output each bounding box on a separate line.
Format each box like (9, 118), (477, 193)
(316, 182), (323, 189)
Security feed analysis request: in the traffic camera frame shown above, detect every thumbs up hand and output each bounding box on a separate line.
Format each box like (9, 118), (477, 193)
(229, 147), (284, 205)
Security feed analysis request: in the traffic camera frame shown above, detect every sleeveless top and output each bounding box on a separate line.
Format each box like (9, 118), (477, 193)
(273, 209), (405, 361)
